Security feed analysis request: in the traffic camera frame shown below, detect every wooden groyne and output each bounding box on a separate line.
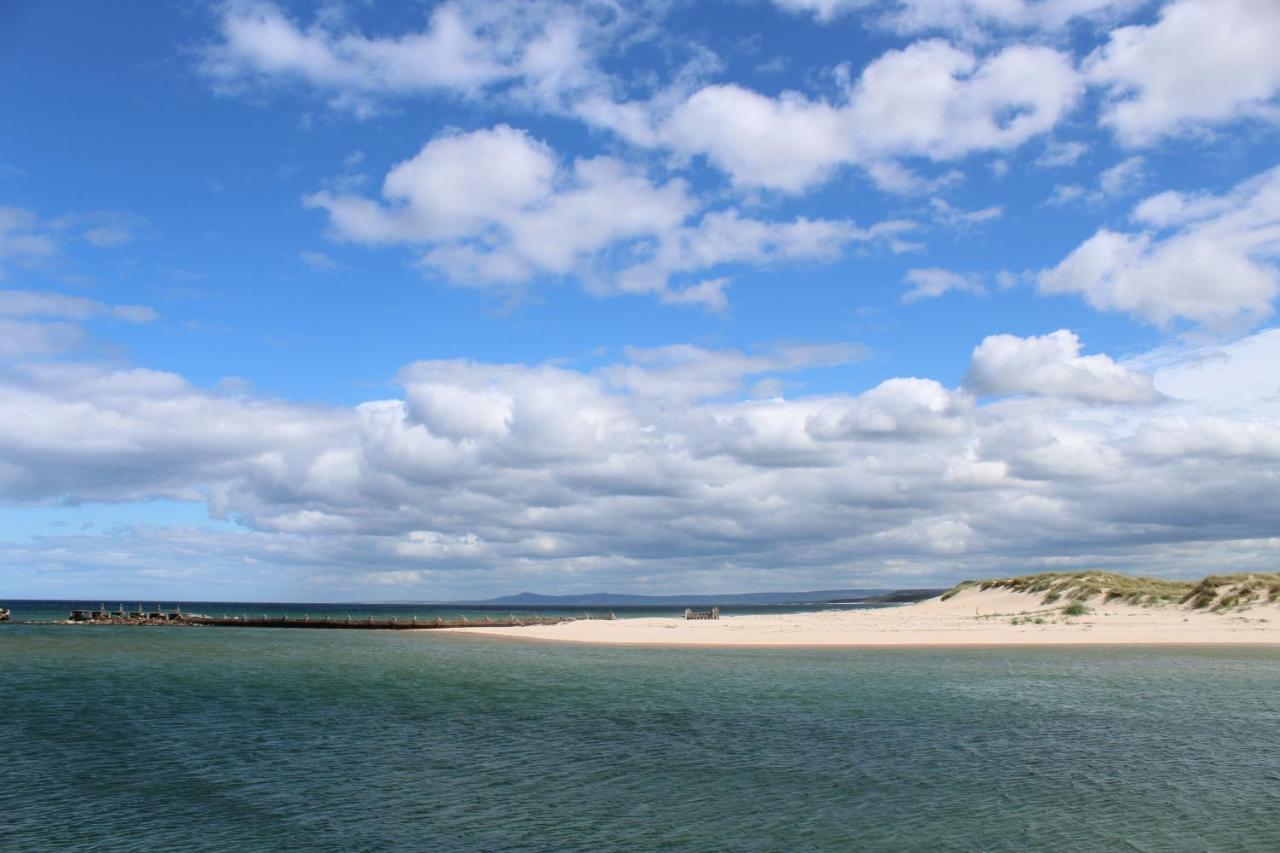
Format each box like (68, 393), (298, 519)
(61, 609), (572, 631)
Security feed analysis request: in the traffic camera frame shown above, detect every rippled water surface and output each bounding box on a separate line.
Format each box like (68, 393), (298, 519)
(2, 625), (1277, 850)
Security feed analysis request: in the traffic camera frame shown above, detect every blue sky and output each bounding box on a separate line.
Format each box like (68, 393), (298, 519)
(1, 0), (1278, 600)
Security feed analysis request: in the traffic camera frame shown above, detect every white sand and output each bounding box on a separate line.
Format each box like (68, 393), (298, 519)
(443, 585), (1280, 647)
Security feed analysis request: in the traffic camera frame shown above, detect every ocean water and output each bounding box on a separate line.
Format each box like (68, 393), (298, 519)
(1, 623), (1277, 851)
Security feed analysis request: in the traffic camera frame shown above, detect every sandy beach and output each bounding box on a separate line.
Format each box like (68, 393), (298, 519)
(447, 583), (1280, 647)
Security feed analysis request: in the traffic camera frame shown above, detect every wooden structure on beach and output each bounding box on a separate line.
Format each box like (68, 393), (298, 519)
(684, 607), (720, 620)
(63, 608), (570, 631)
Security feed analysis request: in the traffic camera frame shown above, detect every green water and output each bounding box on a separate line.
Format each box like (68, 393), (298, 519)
(1, 625), (1277, 851)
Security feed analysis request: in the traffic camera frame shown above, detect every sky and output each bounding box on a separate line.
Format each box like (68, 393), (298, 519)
(1, 0), (1278, 601)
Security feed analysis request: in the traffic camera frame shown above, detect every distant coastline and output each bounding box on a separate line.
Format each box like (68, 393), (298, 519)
(443, 587), (943, 607)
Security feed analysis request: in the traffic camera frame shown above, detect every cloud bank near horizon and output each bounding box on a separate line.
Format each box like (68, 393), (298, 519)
(4, 324), (1278, 598)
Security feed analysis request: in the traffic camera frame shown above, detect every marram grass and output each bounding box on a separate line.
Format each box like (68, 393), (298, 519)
(942, 570), (1280, 611)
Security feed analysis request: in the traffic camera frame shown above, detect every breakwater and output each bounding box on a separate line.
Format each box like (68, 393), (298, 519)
(55, 609), (573, 630)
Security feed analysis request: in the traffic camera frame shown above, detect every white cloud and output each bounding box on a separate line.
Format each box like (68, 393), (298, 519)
(300, 250), (342, 271)
(0, 289), (155, 324)
(966, 330), (1161, 402)
(1047, 184), (1087, 206)
(7, 325), (1280, 591)
(849, 41), (1081, 157)
(0, 207), (151, 279)
(1146, 327), (1280, 410)
(307, 126), (908, 308)
(929, 198), (1002, 228)
(0, 208), (57, 278)
(1036, 140), (1088, 168)
(603, 342), (863, 403)
(595, 39), (1081, 193)
(204, 2), (1084, 197)
(0, 289), (157, 358)
(775, 0), (1143, 35)
(1048, 155), (1147, 206)
(659, 85), (850, 192)
(805, 377), (974, 440)
(772, 0), (873, 21)
(1040, 165), (1280, 329)
(205, 2), (513, 100)
(0, 320), (85, 358)
(902, 267), (985, 302)
(81, 212), (146, 248)
(1088, 0), (1280, 145)
(395, 531), (485, 560)
(1097, 155), (1147, 197)
(201, 0), (634, 116)
(2, 328), (1280, 594)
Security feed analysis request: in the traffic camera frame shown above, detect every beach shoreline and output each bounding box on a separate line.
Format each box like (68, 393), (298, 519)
(441, 582), (1280, 648)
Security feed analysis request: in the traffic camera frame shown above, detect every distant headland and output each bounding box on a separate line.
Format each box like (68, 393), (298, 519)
(449, 587), (943, 607)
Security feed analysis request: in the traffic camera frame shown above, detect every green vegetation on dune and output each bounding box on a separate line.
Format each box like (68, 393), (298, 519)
(1185, 574), (1280, 610)
(942, 570), (1280, 611)
(1062, 600), (1091, 617)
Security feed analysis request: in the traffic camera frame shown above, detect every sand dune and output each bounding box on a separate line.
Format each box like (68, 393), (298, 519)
(446, 573), (1280, 647)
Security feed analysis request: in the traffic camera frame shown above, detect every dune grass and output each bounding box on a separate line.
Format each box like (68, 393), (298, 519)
(942, 570), (1280, 611)
(1062, 600), (1091, 617)
(1184, 574), (1280, 609)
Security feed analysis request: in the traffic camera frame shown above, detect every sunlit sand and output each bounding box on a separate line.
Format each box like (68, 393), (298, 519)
(447, 572), (1280, 647)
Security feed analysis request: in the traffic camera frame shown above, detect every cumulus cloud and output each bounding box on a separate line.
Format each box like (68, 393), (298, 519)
(1040, 165), (1280, 329)
(805, 378), (973, 440)
(2, 328), (1279, 595)
(200, 0), (616, 116)
(1088, 0), (1280, 145)
(307, 126), (908, 307)
(603, 342), (864, 402)
(595, 40), (1082, 193)
(966, 330), (1161, 402)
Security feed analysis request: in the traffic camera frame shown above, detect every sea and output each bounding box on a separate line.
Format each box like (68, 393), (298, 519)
(2, 600), (1278, 851)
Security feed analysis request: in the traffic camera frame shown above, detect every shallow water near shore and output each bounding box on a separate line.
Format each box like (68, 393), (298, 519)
(2, 624), (1277, 850)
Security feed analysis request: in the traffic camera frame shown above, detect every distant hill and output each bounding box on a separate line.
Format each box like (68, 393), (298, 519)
(453, 588), (942, 607)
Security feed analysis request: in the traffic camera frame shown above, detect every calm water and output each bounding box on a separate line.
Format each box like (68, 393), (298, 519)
(1, 623), (1277, 851)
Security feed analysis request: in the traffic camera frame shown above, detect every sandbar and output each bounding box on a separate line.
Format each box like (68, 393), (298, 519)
(444, 584), (1280, 647)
